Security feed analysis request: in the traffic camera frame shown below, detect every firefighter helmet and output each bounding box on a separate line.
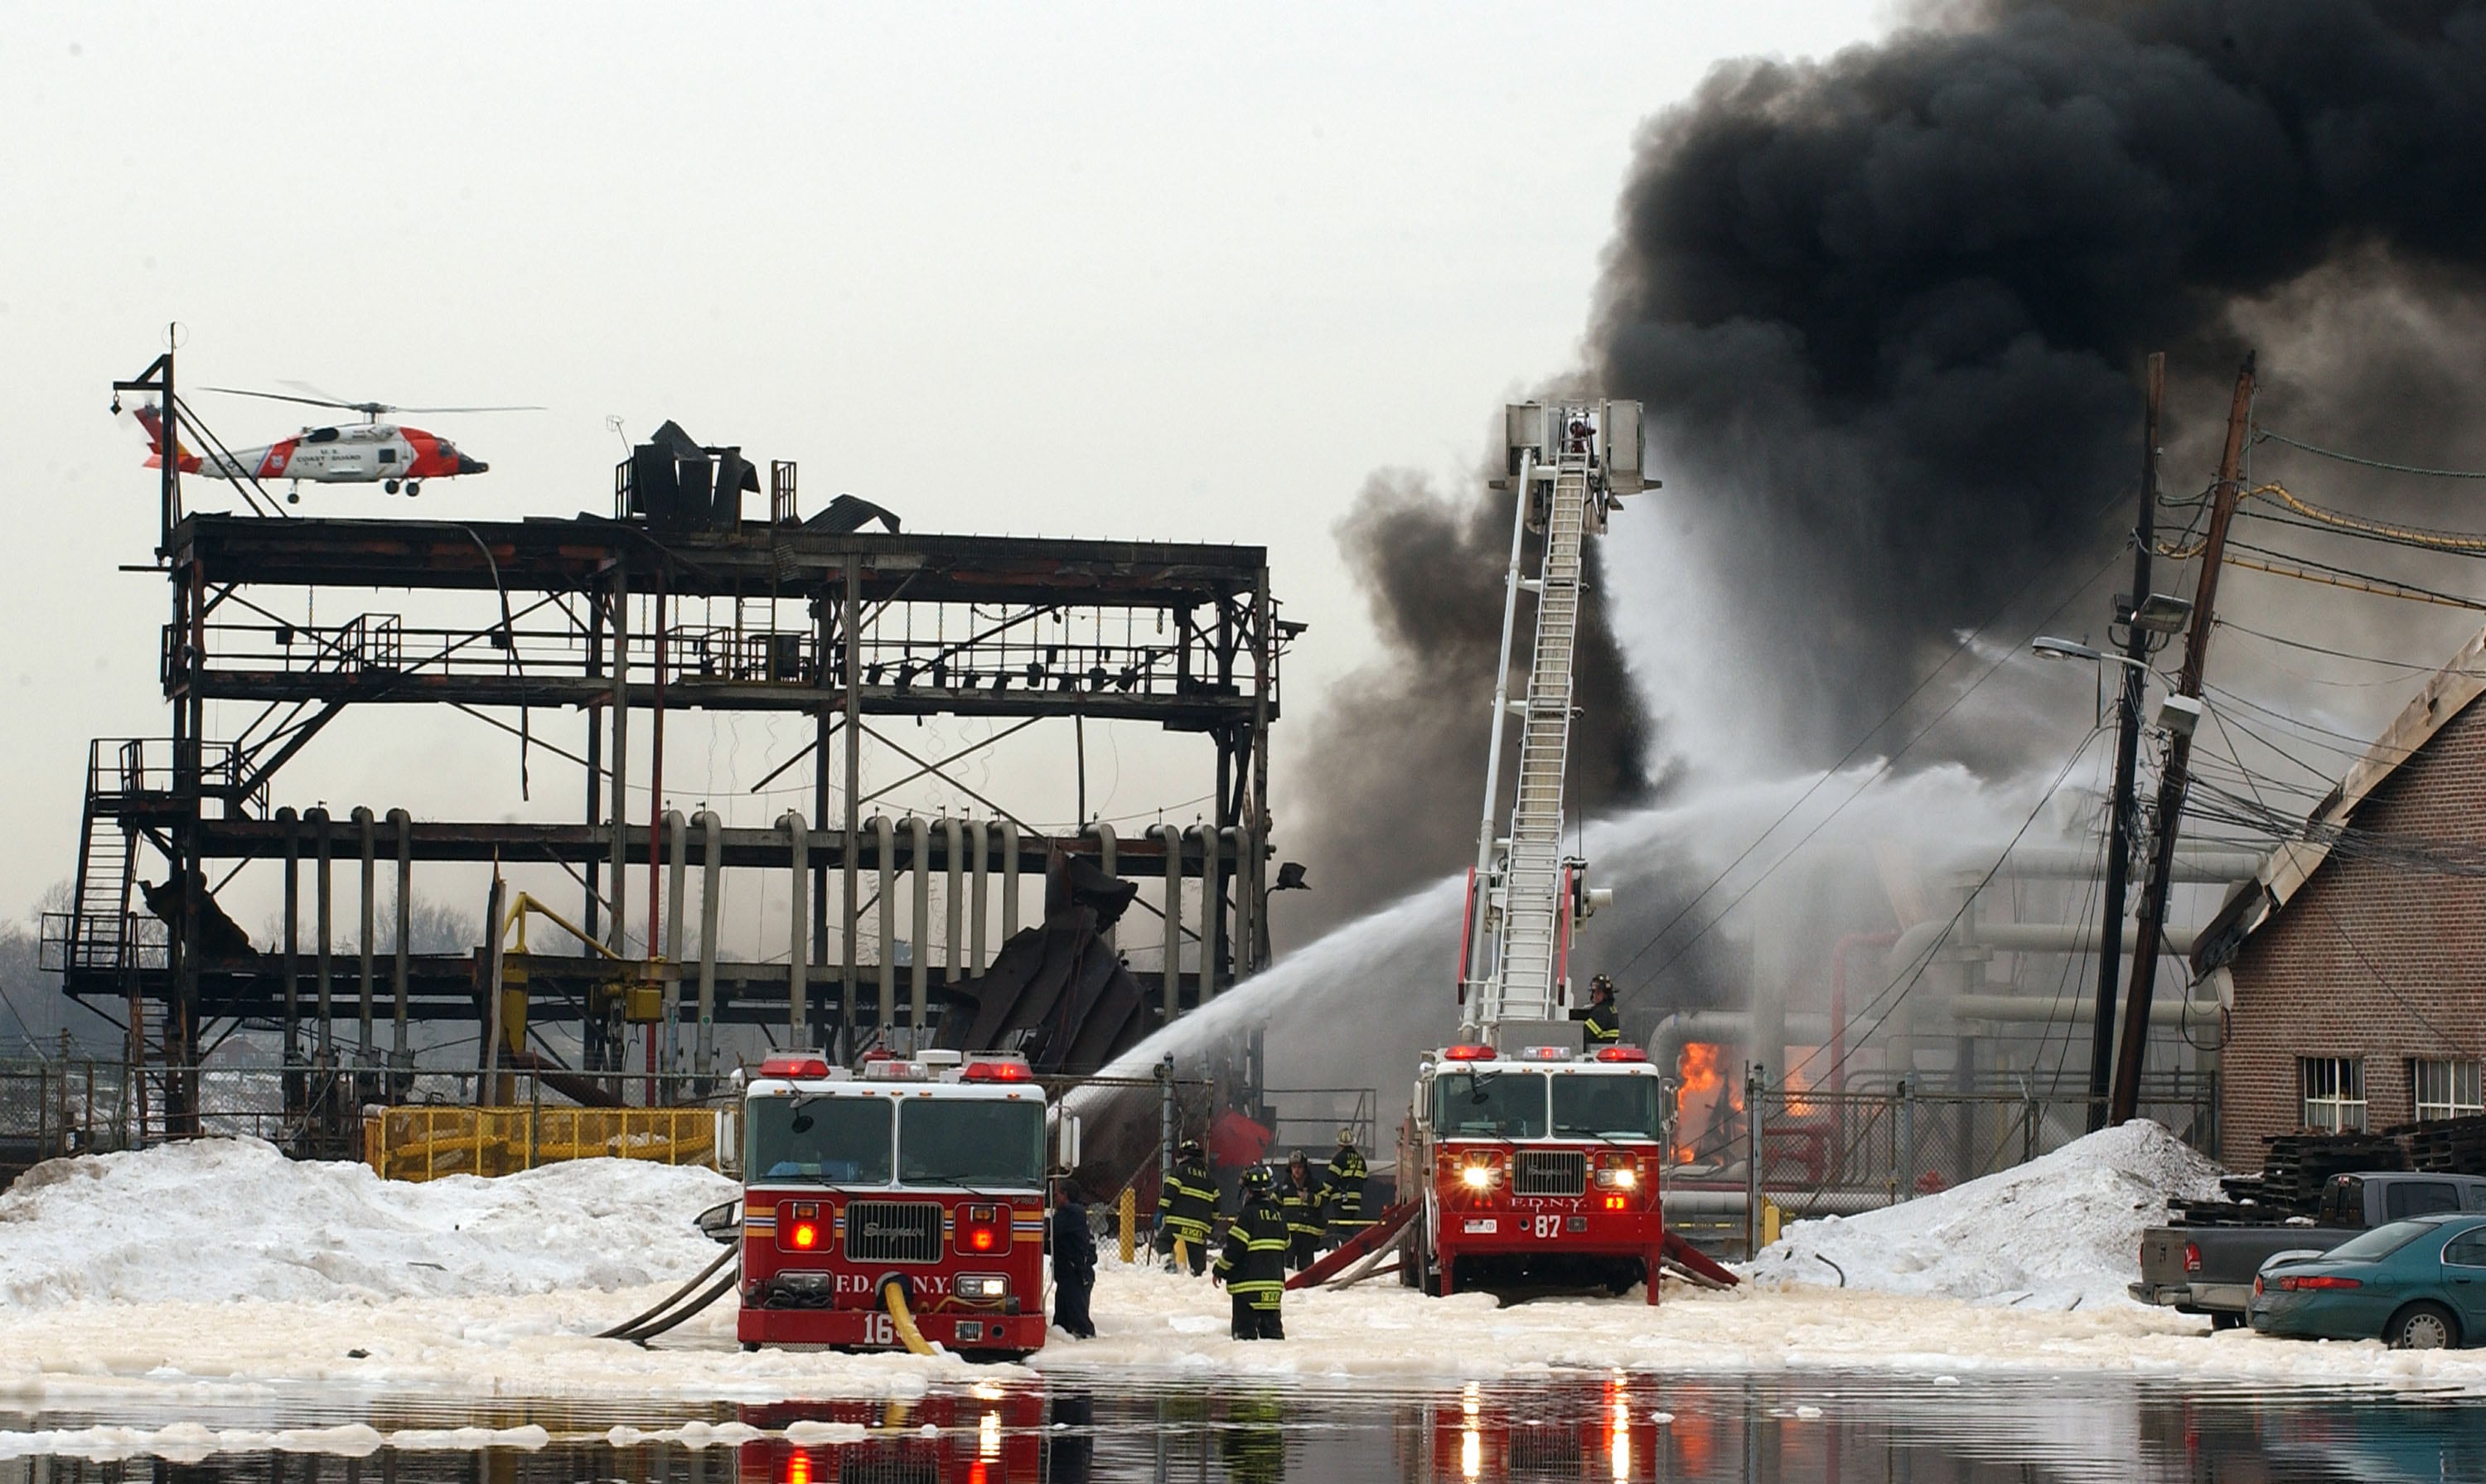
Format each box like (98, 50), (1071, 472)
(1242, 1164), (1275, 1192)
(1178, 1138), (1203, 1159)
(1337, 1127), (1356, 1146)
(1590, 974), (1616, 998)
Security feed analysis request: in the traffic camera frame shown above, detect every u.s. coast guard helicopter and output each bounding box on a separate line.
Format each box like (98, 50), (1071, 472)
(132, 381), (537, 500)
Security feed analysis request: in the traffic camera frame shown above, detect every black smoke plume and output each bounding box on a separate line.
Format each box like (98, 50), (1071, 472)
(1282, 469), (1657, 940)
(1595, 0), (2486, 757)
(1279, 0), (2486, 953)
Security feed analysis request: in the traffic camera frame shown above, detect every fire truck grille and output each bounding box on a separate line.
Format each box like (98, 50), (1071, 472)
(1513, 1150), (1586, 1196)
(843, 1201), (944, 1264)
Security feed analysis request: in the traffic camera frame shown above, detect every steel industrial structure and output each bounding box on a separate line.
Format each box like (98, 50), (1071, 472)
(47, 351), (1289, 1131)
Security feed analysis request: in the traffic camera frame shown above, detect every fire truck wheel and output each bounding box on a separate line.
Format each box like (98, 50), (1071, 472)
(741, 1341), (760, 1352)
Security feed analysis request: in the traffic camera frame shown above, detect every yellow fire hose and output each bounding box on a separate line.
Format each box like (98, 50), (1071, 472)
(878, 1277), (938, 1356)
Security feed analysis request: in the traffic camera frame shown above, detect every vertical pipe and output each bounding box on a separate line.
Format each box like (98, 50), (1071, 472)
(608, 563), (631, 956)
(483, 875), (505, 1095)
(942, 815), (965, 989)
(312, 807), (332, 1058)
(842, 554), (864, 1061)
(389, 809), (411, 1067)
(665, 807), (687, 1078)
(278, 807), (299, 1064)
(1155, 824), (1183, 1022)
(780, 812), (810, 1043)
(907, 815), (931, 1040)
(1230, 824), (1253, 987)
(1196, 824), (1221, 998)
(999, 819), (1021, 943)
(1086, 823), (1118, 952)
(873, 815), (897, 1044)
(694, 808), (721, 1078)
(967, 819), (989, 977)
(355, 806), (375, 1061)
(1250, 564), (1273, 975)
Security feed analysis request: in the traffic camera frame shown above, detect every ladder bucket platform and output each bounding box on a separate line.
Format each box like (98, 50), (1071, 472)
(1288, 1201), (1417, 1290)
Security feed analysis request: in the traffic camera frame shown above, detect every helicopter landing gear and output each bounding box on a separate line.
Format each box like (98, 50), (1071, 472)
(403, 480), (421, 497)
(384, 478), (400, 495)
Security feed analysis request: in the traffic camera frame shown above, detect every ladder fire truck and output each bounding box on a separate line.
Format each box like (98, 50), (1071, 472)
(727, 1047), (1076, 1357)
(1297, 400), (1732, 1301)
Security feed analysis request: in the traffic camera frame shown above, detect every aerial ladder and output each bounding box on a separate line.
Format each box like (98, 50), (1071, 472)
(1457, 400), (1645, 1047)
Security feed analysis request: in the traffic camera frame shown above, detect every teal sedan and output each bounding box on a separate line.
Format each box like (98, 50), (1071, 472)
(2249, 1213), (2486, 1349)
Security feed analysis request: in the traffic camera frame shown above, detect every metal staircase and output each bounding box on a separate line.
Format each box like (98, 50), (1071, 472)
(1458, 401), (1644, 1044)
(42, 740), (181, 984)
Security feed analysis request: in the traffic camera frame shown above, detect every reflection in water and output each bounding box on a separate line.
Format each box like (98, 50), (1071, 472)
(7, 1370), (2486, 1482)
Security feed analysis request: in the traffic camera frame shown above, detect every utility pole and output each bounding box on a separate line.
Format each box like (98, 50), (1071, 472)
(2111, 353), (2256, 1125)
(2087, 353), (2162, 1132)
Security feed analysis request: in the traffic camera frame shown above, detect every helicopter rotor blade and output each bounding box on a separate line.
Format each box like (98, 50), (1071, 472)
(386, 404), (547, 414)
(201, 385), (355, 411)
(278, 379), (364, 408)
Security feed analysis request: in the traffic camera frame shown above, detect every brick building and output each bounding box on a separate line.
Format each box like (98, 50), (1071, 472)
(2193, 624), (2486, 1170)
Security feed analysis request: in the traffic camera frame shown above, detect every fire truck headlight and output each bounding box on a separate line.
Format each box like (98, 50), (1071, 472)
(1610, 1167), (1636, 1190)
(1461, 1163), (1495, 1191)
(956, 1274), (1010, 1301)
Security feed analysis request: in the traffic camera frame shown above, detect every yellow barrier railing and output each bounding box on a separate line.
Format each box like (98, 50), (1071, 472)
(363, 1105), (716, 1182)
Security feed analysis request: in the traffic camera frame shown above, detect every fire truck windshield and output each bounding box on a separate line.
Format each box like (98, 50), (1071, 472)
(1429, 1071), (1549, 1138)
(747, 1095), (892, 1183)
(1550, 1074), (1663, 1140)
(898, 1100), (1046, 1188)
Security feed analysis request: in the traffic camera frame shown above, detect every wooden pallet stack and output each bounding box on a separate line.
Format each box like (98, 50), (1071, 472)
(2168, 1132), (2409, 1224)
(2389, 1114), (2486, 1176)
(2256, 1131), (2407, 1213)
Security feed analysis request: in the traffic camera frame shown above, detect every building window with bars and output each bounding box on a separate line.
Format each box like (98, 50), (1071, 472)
(2301, 1057), (2367, 1132)
(2411, 1059), (2484, 1122)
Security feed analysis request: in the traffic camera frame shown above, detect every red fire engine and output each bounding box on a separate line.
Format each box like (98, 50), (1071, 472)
(731, 1047), (1068, 1357)
(1300, 402), (1723, 1302)
(1402, 1042), (1666, 1299)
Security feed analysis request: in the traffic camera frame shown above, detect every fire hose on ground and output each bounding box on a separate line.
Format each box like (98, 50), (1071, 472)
(597, 1244), (738, 1343)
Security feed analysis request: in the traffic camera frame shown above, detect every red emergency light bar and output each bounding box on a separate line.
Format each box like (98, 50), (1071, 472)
(1591, 1046), (1650, 1063)
(961, 1055), (1033, 1082)
(758, 1053), (831, 1080)
(1442, 1044), (1496, 1061)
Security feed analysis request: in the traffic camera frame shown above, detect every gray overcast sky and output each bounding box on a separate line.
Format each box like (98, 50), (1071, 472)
(0, 2), (1891, 931)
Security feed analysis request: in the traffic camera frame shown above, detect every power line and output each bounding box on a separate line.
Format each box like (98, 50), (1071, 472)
(2256, 428), (2486, 481)
(2217, 618), (2461, 674)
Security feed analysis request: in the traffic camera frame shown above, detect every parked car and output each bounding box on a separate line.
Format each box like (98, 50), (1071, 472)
(2133, 1172), (2486, 1327)
(2247, 1213), (2486, 1348)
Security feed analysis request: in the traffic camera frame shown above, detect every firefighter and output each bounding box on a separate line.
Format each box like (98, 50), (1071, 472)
(1214, 1164), (1289, 1339)
(1322, 1129), (1371, 1245)
(1279, 1151), (1326, 1270)
(1156, 1138), (1216, 1275)
(1581, 974), (1623, 1049)
(1050, 1186), (1097, 1339)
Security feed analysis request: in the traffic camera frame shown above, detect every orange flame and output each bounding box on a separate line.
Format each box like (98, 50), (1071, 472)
(1675, 1042), (1725, 1163)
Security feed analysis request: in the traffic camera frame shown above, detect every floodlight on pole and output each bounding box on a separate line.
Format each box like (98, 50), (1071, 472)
(2031, 636), (2150, 673)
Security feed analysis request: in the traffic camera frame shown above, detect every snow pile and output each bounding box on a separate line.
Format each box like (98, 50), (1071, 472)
(1748, 1119), (2224, 1309)
(0, 1138), (736, 1308)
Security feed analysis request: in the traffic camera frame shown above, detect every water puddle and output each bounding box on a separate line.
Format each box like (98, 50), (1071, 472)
(7, 1368), (2486, 1482)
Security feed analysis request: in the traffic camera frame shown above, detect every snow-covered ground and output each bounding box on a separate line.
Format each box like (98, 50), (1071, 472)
(7, 1128), (2486, 1451)
(0, 1138), (738, 1307)
(1747, 1119), (2227, 1310)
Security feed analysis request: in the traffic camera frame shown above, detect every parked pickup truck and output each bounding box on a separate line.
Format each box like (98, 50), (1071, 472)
(2133, 1172), (2486, 1326)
